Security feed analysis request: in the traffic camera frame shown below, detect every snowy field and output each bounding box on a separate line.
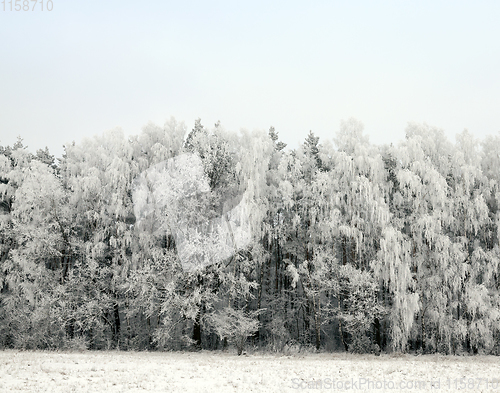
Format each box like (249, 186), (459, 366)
(1, 350), (499, 392)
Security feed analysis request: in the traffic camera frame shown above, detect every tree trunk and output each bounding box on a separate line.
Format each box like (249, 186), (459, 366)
(113, 301), (120, 349)
(192, 304), (204, 349)
(421, 311), (426, 352)
(339, 318), (348, 352)
(374, 317), (381, 350)
(303, 303), (310, 345)
(314, 311), (321, 350)
(255, 257), (265, 343)
(312, 294), (321, 350)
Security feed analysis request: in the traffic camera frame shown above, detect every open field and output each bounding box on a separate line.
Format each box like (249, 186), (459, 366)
(0, 350), (499, 392)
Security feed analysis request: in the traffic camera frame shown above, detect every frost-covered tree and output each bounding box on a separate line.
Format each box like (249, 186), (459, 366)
(60, 128), (137, 348)
(381, 127), (451, 352)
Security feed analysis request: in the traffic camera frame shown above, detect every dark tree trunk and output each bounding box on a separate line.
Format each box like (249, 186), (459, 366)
(67, 318), (75, 340)
(314, 311), (321, 350)
(339, 319), (348, 352)
(113, 301), (120, 348)
(303, 303), (310, 344)
(192, 305), (202, 349)
(374, 317), (381, 349)
(255, 256), (266, 344)
(421, 311), (426, 352)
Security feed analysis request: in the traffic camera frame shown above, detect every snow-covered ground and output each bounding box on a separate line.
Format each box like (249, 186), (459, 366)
(0, 350), (499, 392)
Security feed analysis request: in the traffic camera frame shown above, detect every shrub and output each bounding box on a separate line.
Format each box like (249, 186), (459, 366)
(208, 307), (260, 355)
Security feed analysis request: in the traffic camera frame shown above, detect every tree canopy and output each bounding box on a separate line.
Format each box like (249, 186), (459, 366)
(1, 119), (500, 355)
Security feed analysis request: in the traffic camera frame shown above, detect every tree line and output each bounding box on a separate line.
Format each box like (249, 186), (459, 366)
(1, 117), (500, 355)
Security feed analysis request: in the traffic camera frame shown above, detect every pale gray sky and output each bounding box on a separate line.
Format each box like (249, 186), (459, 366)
(1, 1), (500, 158)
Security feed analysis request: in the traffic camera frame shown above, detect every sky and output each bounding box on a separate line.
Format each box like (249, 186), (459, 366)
(1, 1), (500, 159)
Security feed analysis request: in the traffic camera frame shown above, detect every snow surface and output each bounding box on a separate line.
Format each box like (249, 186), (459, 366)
(0, 350), (499, 392)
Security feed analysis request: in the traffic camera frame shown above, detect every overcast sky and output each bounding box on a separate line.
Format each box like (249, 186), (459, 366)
(1, 1), (500, 159)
